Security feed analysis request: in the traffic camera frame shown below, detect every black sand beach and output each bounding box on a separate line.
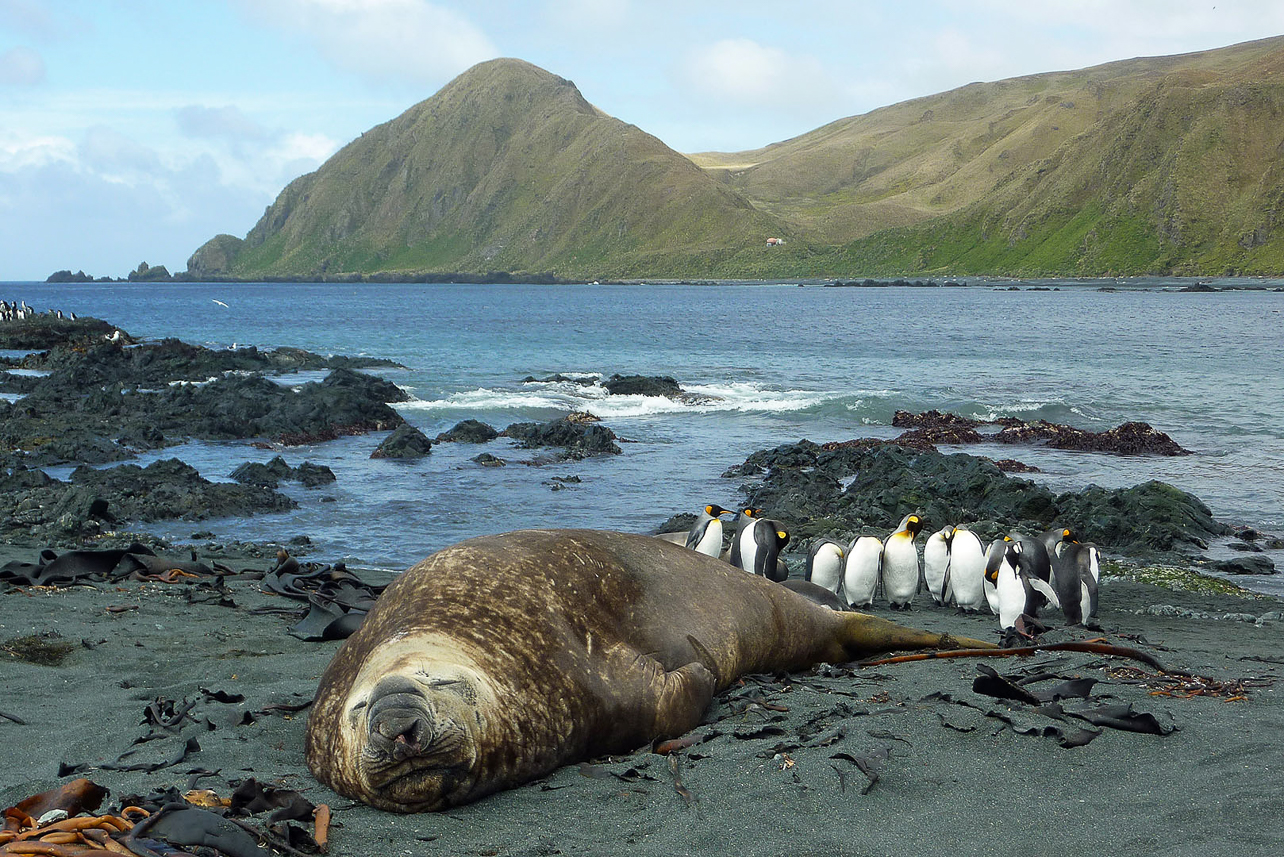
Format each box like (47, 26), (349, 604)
(2, 542), (1281, 857)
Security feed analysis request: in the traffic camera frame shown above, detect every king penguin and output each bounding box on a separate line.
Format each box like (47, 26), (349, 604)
(881, 514), (923, 610)
(1009, 532), (1054, 614)
(922, 525), (954, 605)
(1057, 540), (1101, 626)
(728, 507), (762, 567)
(805, 539), (846, 598)
(982, 538), (1008, 615)
(1043, 527), (1085, 623)
(986, 541), (1061, 632)
(684, 504), (731, 558)
(732, 517), (790, 581)
(948, 527), (988, 612)
(843, 535), (883, 608)
(986, 541), (1027, 631)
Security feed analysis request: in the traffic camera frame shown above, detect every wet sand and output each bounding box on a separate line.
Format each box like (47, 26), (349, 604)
(1, 542), (1282, 857)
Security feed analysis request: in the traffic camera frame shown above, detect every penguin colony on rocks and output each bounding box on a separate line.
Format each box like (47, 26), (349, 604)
(679, 506), (1102, 644)
(0, 301), (75, 322)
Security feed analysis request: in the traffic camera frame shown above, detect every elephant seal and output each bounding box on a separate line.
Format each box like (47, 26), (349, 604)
(305, 529), (992, 812)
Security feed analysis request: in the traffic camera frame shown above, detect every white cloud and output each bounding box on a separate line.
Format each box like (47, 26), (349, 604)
(241, 0), (499, 86)
(0, 45), (45, 84)
(176, 105), (269, 142)
(686, 38), (824, 104)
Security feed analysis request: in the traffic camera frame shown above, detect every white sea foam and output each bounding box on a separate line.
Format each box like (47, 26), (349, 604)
(396, 379), (843, 418)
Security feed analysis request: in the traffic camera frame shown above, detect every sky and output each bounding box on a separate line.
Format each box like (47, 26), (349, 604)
(3, 1), (1284, 280)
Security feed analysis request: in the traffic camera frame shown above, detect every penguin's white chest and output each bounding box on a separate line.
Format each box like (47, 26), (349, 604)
(693, 520), (722, 557)
(736, 525), (760, 574)
(995, 566), (1025, 628)
(843, 537), (882, 607)
(809, 547), (844, 594)
(882, 533), (919, 605)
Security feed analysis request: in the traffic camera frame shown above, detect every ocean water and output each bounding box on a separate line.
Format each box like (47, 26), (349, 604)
(4, 280), (1283, 589)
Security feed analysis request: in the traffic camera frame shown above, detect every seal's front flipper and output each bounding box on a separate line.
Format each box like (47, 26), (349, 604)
(599, 644), (717, 750)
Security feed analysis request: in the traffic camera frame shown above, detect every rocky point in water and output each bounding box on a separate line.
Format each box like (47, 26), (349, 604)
(371, 424), (434, 459)
(0, 318), (409, 549)
(890, 410), (1192, 455)
(501, 415), (622, 460)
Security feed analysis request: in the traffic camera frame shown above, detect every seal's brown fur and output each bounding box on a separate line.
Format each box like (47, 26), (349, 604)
(306, 529), (991, 811)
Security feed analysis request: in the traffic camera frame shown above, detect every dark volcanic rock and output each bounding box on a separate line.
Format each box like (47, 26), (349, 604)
(995, 420), (1191, 455)
(522, 374), (595, 386)
(892, 409), (981, 430)
(471, 453), (507, 467)
(1053, 480), (1230, 554)
(502, 417), (621, 459)
(371, 424), (433, 459)
(230, 456), (335, 487)
(603, 374), (682, 397)
(1212, 555), (1276, 575)
(0, 315), (119, 350)
(0, 458), (297, 545)
(726, 440), (1228, 556)
(68, 459), (296, 522)
(435, 419), (500, 443)
(231, 456), (295, 487)
(895, 426), (983, 445)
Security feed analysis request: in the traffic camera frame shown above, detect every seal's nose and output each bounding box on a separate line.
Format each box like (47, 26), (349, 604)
(367, 676), (431, 760)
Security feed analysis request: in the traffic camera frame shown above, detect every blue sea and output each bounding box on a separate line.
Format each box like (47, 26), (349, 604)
(4, 279), (1283, 592)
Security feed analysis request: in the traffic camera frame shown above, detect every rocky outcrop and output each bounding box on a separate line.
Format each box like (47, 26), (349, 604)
(724, 440), (1230, 556)
(2, 458), (296, 543)
(502, 416), (621, 459)
(435, 419), (500, 443)
(603, 374), (683, 397)
(230, 456), (336, 487)
(995, 420), (1192, 455)
(371, 424), (433, 459)
(888, 410), (1193, 456)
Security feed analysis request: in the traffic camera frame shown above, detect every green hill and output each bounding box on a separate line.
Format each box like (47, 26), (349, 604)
(188, 59), (786, 281)
(190, 39), (1284, 280)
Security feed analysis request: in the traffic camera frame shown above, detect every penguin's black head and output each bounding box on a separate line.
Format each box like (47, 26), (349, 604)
(905, 515), (923, 537)
(742, 507), (762, 518)
(1063, 527), (1077, 543)
(775, 528), (790, 548)
(706, 505), (731, 517)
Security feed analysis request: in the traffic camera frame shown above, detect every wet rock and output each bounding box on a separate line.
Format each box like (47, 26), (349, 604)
(991, 459), (1040, 473)
(996, 420), (1191, 455)
(522, 373), (595, 386)
(230, 456), (335, 487)
(501, 417), (621, 459)
(725, 440), (1228, 557)
(435, 419), (500, 443)
(1212, 555), (1276, 575)
(371, 424), (433, 459)
(1053, 480), (1231, 554)
(0, 315), (119, 350)
(230, 456), (295, 487)
(471, 453), (507, 467)
(895, 426), (983, 445)
(603, 374), (682, 397)
(295, 462), (337, 487)
(892, 409), (982, 429)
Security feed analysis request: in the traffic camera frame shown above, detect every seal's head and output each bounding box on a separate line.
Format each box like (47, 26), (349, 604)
(324, 643), (499, 812)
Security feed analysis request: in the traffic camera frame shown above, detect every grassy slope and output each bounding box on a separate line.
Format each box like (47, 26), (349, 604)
(194, 39), (1284, 280)
(216, 59), (785, 280)
(694, 36), (1284, 277)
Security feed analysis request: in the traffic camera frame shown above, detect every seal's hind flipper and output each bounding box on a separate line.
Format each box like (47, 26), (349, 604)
(835, 612), (995, 660)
